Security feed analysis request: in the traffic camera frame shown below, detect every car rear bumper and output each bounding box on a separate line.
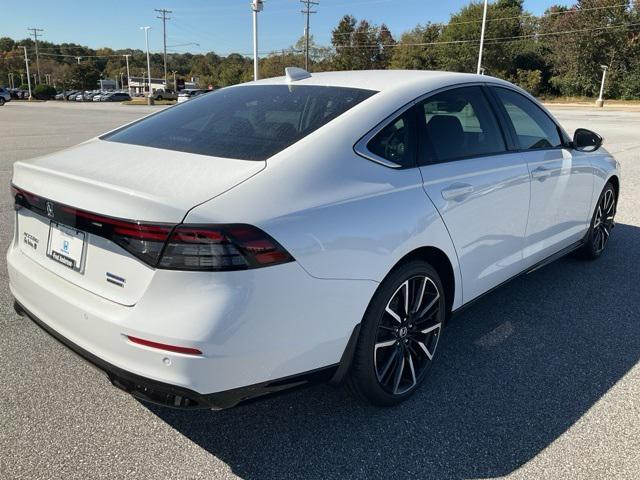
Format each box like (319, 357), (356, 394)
(15, 300), (339, 409)
(7, 242), (377, 408)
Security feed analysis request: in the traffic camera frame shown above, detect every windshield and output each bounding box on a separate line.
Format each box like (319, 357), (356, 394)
(102, 85), (376, 161)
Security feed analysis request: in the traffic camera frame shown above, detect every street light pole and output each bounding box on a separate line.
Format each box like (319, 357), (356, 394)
(477, 0), (488, 75)
(141, 26), (154, 105)
(251, 0), (263, 81)
(20, 47), (33, 100)
(596, 65), (608, 108)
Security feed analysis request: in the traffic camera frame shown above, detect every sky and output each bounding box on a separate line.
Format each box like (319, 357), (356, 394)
(2, 0), (561, 56)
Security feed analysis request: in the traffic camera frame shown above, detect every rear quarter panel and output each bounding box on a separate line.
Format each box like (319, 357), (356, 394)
(185, 98), (463, 310)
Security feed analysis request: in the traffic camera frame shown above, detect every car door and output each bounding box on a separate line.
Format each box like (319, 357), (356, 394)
(416, 86), (531, 303)
(489, 86), (594, 266)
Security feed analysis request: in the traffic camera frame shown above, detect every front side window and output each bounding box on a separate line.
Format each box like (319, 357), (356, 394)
(493, 87), (562, 150)
(103, 85), (376, 161)
(417, 86), (506, 164)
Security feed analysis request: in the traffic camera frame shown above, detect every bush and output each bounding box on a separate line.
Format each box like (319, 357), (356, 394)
(513, 69), (542, 96)
(33, 84), (57, 100)
(620, 72), (640, 100)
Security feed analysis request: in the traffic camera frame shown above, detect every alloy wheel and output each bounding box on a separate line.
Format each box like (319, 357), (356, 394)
(374, 275), (442, 395)
(592, 188), (616, 254)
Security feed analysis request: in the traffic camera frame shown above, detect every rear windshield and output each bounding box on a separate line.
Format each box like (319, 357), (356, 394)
(102, 85), (376, 161)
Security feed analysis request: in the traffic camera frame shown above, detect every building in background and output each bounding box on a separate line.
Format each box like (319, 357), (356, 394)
(98, 79), (117, 91)
(128, 76), (167, 94)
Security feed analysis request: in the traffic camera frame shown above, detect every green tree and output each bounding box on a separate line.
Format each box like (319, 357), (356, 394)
(540, 0), (635, 97)
(331, 16), (395, 70)
(63, 63), (101, 91)
(390, 23), (442, 70)
(332, 15), (357, 70)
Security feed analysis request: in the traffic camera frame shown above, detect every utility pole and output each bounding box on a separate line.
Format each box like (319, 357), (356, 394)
(27, 27), (44, 83)
(300, 0), (318, 71)
(251, 0), (264, 81)
(141, 26), (154, 105)
(123, 54), (132, 96)
(20, 46), (32, 100)
(172, 70), (177, 91)
(477, 0), (488, 75)
(155, 8), (172, 89)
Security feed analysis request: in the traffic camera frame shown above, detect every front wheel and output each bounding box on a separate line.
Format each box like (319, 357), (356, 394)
(0, 97), (5, 106)
(578, 182), (617, 259)
(346, 260), (445, 407)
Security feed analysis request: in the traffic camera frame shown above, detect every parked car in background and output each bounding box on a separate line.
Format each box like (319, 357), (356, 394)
(151, 89), (177, 101)
(92, 92), (107, 102)
(7, 69), (620, 410)
(55, 91), (77, 101)
(0, 87), (11, 105)
(177, 89), (209, 103)
(101, 92), (131, 102)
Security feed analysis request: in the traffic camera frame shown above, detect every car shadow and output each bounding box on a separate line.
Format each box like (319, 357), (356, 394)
(145, 223), (640, 479)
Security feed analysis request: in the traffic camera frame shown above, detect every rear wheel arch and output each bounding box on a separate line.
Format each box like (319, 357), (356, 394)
(331, 246), (456, 386)
(390, 246), (455, 322)
(608, 175), (620, 200)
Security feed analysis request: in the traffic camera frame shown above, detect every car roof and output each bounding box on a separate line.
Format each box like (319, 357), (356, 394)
(252, 69), (512, 94)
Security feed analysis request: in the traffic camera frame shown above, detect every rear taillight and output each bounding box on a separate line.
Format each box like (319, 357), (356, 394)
(158, 224), (294, 271)
(64, 207), (174, 265)
(11, 185), (293, 271)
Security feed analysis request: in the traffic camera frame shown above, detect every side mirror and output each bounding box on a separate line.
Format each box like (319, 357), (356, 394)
(573, 128), (603, 152)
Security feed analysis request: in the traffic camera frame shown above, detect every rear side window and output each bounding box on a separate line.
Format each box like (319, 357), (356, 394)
(417, 86), (506, 164)
(493, 87), (562, 150)
(103, 85), (376, 161)
(367, 111), (415, 167)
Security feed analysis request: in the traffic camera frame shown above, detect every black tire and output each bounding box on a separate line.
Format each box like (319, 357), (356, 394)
(0, 97), (5, 106)
(578, 182), (617, 260)
(346, 260), (446, 407)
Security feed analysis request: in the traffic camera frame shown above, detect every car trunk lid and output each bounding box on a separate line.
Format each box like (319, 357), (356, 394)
(12, 139), (265, 306)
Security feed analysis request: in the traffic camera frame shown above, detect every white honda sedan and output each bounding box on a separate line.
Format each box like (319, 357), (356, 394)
(8, 69), (620, 409)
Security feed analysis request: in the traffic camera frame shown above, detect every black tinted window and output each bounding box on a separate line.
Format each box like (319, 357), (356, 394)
(418, 87), (506, 163)
(493, 87), (562, 150)
(103, 85), (376, 160)
(367, 112), (415, 167)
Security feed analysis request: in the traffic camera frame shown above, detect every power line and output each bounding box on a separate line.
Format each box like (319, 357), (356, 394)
(332, 21), (640, 49)
(300, 0), (318, 70)
(155, 8), (172, 87)
(27, 27), (44, 83)
(329, 2), (632, 37)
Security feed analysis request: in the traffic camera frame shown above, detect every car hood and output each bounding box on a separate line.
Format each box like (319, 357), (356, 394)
(12, 138), (266, 223)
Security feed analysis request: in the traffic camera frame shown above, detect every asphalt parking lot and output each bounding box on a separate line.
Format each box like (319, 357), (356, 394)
(1, 101), (639, 479)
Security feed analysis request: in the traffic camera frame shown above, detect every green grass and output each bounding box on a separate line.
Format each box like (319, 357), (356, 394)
(122, 99), (176, 106)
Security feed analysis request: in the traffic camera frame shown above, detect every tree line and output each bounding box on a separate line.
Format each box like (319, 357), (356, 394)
(1, 0), (639, 99)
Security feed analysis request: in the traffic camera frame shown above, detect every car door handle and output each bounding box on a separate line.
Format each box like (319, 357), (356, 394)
(531, 166), (551, 181)
(441, 183), (475, 201)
